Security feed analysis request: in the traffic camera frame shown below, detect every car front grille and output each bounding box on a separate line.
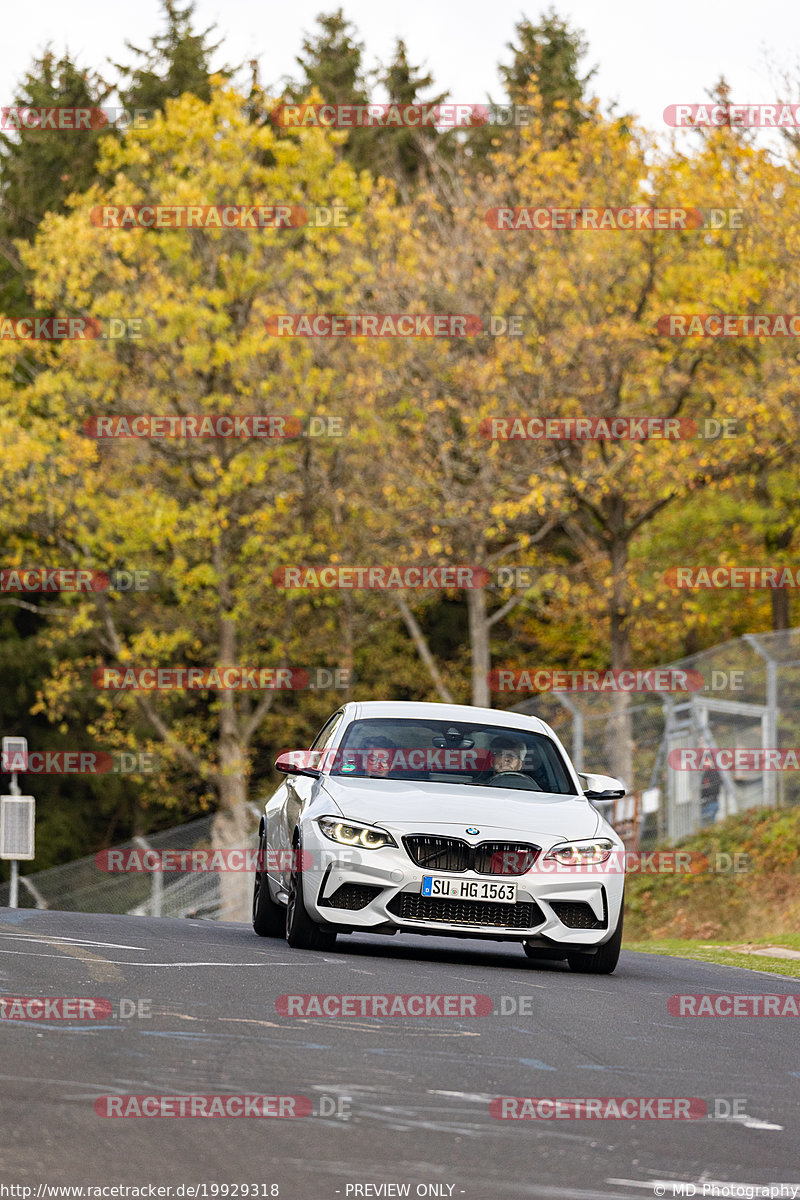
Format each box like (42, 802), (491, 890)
(473, 842), (540, 874)
(323, 883), (384, 911)
(387, 892), (544, 930)
(549, 901), (606, 929)
(403, 835), (471, 872)
(403, 835), (540, 875)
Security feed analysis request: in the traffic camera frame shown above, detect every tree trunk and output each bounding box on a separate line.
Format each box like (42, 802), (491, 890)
(211, 563), (252, 921)
(211, 702), (252, 922)
(607, 534), (634, 791)
(395, 595), (454, 702)
(756, 464), (793, 632)
(766, 529), (793, 631)
(466, 587), (491, 707)
(772, 586), (791, 632)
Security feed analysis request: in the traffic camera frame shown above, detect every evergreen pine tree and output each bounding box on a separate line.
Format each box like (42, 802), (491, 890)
(291, 9), (374, 172)
(114, 0), (224, 112)
(0, 52), (111, 315)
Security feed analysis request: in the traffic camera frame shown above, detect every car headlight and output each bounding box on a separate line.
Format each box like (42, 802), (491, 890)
(544, 839), (615, 866)
(317, 817), (397, 849)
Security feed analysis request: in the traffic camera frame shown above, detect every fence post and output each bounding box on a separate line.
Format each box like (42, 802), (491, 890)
(743, 634), (778, 809)
(133, 835), (162, 917)
(554, 693), (583, 772)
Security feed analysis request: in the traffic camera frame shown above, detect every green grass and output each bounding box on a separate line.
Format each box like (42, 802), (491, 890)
(624, 937), (800, 979)
(624, 806), (800, 943)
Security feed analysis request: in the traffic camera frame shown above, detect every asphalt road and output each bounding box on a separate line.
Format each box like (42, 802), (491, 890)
(1, 909), (799, 1200)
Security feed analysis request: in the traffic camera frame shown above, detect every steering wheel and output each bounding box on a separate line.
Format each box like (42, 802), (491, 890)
(486, 771), (542, 791)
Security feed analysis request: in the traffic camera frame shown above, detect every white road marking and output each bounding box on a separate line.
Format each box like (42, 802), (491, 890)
(107, 960), (320, 967)
(0, 949), (315, 966)
(0, 933), (147, 951)
(724, 1114), (784, 1130)
(0, 1071), (116, 1091)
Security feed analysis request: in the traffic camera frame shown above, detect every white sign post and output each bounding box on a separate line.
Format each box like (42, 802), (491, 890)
(1, 737), (34, 908)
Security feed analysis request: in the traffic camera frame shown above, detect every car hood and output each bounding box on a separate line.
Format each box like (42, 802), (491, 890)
(318, 776), (600, 841)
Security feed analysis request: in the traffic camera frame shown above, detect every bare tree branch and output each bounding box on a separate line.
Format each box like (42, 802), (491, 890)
(394, 593), (454, 703)
(0, 597), (71, 614)
(487, 593), (525, 628)
(94, 593), (221, 786)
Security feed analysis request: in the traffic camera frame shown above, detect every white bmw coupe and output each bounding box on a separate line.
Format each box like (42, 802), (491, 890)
(253, 701), (627, 973)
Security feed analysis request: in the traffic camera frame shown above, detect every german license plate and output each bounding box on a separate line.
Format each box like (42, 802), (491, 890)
(421, 876), (517, 902)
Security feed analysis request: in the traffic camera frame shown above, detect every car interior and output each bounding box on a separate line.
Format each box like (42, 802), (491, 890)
(331, 718), (578, 794)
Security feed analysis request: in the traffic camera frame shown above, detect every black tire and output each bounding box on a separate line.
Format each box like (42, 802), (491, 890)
(252, 834), (286, 937)
(567, 908), (623, 975)
(285, 839), (337, 951)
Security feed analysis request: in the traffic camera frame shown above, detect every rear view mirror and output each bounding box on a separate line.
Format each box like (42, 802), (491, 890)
(275, 751), (321, 778)
(579, 772), (626, 801)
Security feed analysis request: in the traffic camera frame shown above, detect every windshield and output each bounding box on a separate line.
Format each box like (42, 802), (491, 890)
(329, 717), (578, 795)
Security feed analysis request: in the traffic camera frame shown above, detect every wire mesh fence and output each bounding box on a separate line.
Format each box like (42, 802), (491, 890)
(514, 629), (800, 845)
(0, 807), (261, 921)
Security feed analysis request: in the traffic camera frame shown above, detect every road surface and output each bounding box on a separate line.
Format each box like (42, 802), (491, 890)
(1, 910), (798, 1199)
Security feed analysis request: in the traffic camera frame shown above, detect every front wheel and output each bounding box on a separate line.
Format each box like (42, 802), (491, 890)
(567, 909), (623, 975)
(285, 840), (337, 951)
(252, 835), (286, 937)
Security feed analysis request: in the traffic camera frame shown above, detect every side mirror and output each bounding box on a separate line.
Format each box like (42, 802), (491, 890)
(579, 772), (626, 801)
(275, 751), (321, 778)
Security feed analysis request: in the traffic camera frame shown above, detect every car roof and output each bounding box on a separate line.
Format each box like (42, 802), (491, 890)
(345, 699), (553, 737)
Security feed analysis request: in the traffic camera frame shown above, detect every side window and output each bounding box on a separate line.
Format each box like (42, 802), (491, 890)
(310, 710), (345, 751)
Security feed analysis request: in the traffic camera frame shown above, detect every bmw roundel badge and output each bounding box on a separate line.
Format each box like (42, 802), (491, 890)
(465, 827), (480, 835)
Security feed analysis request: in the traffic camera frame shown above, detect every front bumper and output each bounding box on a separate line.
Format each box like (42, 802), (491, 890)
(294, 820), (625, 945)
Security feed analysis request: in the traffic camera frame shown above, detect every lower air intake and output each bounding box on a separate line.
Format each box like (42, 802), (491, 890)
(387, 892), (544, 930)
(549, 901), (606, 929)
(324, 883), (383, 911)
